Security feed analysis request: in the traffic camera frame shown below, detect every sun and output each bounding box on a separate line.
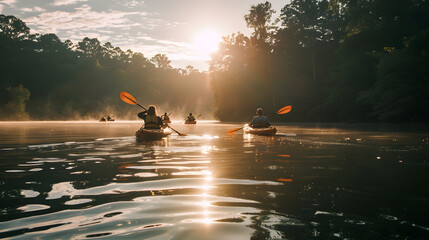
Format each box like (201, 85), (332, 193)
(194, 29), (221, 56)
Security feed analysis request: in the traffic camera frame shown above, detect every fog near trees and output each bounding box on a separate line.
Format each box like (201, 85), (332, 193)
(211, 0), (429, 122)
(1, 0), (428, 122)
(0, 14), (212, 120)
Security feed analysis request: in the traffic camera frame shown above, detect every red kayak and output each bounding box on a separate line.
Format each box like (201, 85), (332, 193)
(243, 124), (277, 136)
(185, 120), (196, 124)
(135, 128), (171, 141)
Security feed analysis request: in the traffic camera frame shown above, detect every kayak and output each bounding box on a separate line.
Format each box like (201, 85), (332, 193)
(162, 119), (171, 124)
(185, 120), (196, 124)
(243, 124), (277, 136)
(135, 128), (171, 141)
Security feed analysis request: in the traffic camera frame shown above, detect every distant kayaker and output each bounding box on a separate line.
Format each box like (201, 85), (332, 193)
(249, 108), (271, 128)
(186, 113), (195, 122)
(161, 112), (170, 121)
(138, 105), (163, 129)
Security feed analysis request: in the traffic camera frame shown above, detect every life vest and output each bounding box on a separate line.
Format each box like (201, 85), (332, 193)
(144, 115), (160, 129)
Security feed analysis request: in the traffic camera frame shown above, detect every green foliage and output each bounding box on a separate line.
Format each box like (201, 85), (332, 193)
(0, 14), (212, 120)
(358, 30), (429, 121)
(151, 54), (172, 69)
(2, 0), (428, 123)
(210, 0), (429, 122)
(244, 1), (276, 48)
(0, 85), (31, 120)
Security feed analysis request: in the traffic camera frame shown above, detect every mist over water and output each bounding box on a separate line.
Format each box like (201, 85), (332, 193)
(0, 122), (428, 239)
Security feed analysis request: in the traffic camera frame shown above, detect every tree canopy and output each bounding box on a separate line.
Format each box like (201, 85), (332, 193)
(1, 0), (428, 122)
(0, 15), (212, 120)
(209, 0), (429, 122)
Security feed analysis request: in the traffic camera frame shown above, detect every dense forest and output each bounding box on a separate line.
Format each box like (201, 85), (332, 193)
(211, 0), (429, 122)
(1, 0), (429, 122)
(0, 15), (212, 120)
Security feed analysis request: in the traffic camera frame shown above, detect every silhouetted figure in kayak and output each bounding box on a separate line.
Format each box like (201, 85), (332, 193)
(186, 113), (195, 121)
(249, 108), (271, 128)
(138, 105), (163, 129)
(99, 117), (106, 122)
(161, 112), (170, 121)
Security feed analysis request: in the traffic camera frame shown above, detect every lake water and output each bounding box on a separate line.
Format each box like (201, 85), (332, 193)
(0, 121), (428, 239)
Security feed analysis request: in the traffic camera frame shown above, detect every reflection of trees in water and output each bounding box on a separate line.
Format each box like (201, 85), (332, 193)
(249, 214), (271, 240)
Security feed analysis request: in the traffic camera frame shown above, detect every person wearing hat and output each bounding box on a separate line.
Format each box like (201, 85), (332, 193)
(249, 108), (271, 128)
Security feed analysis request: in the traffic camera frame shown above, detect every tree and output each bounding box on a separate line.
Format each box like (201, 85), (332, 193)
(77, 37), (102, 58)
(0, 85), (31, 120)
(0, 15), (31, 40)
(151, 54), (172, 69)
(244, 1), (275, 49)
(358, 31), (429, 121)
(37, 33), (66, 52)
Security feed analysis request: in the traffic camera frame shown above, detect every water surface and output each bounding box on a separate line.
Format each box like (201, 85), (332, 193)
(0, 121), (428, 239)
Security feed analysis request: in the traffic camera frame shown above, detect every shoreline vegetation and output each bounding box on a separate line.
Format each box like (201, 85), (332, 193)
(1, 0), (428, 122)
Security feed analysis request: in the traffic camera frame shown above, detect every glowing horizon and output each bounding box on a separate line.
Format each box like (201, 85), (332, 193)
(0, 0), (286, 71)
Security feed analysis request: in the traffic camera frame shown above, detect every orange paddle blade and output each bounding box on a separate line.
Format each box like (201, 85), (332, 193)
(226, 127), (242, 134)
(277, 178), (293, 182)
(277, 105), (292, 114)
(120, 91), (137, 105)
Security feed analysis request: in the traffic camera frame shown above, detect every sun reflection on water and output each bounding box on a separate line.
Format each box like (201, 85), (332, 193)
(201, 170), (213, 225)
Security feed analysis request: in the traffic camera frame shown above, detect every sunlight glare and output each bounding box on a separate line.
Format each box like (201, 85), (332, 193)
(194, 30), (221, 55)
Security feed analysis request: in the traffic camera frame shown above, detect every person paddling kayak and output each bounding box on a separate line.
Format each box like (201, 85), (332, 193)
(161, 112), (170, 121)
(186, 113), (195, 122)
(249, 108), (271, 128)
(138, 105), (163, 129)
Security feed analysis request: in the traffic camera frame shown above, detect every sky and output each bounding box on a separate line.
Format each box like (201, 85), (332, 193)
(0, 0), (289, 71)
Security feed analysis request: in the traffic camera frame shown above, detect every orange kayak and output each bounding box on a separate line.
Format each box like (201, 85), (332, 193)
(135, 128), (171, 141)
(162, 120), (171, 124)
(243, 124), (277, 136)
(185, 120), (196, 124)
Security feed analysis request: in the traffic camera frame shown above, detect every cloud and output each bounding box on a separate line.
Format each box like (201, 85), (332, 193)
(0, 0), (16, 11)
(68, 32), (110, 43)
(20, 7), (46, 12)
(123, 0), (144, 8)
(23, 5), (143, 34)
(52, 0), (88, 6)
(0, 0), (16, 6)
(157, 39), (192, 48)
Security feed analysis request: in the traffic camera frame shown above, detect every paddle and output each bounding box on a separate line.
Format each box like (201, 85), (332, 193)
(184, 114), (201, 122)
(120, 91), (147, 110)
(120, 91), (187, 136)
(226, 105), (292, 134)
(276, 105), (292, 115)
(165, 124), (187, 136)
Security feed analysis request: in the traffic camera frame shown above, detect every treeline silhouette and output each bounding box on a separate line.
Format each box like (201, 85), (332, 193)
(210, 0), (429, 122)
(0, 14), (212, 120)
(1, 0), (429, 122)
